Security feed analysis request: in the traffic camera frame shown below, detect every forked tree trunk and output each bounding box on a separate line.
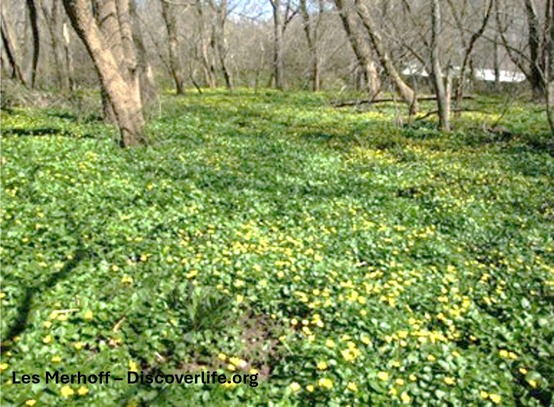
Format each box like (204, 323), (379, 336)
(354, 0), (418, 113)
(63, 0), (145, 147)
(209, 0), (233, 90)
(196, 2), (217, 88)
(300, 0), (324, 92)
(335, 0), (379, 97)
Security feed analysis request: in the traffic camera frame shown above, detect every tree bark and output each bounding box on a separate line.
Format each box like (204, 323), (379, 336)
(62, 21), (76, 91)
(546, 0), (554, 136)
(196, 1), (217, 88)
(1, 6), (26, 85)
(161, 0), (185, 94)
(430, 0), (450, 131)
(26, 0), (40, 88)
(270, 0), (285, 90)
(300, 0), (324, 91)
(63, 0), (145, 147)
(335, 0), (379, 97)
(130, 0), (157, 104)
(524, 0), (546, 99)
(209, 0), (233, 89)
(354, 0), (417, 113)
(42, 1), (65, 89)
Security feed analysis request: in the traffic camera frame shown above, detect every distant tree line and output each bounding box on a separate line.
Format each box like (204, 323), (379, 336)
(1, 0), (553, 145)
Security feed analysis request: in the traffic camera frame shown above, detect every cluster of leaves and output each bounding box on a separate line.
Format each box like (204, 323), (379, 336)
(1, 90), (553, 406)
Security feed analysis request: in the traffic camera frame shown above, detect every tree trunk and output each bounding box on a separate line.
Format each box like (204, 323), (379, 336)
(161, 0), (185, 95)
(63, 0), (145, 147)
(42, 1), (65, 89)
(210, 0), (233, 89)
(524, 0), (546, 99)
(430, 0), (450, 131)
(196, 2), (217, 88)
(494, 33), (500, 90)
(62, 21), (75, 91)
(300, 0), (324, 92)
(130, 0), (157, 105)
(1, 6), (26, 85)
(271, 0), (285, 90)
(26, 0), (40, 88)
(449, 0), (493, 109)
(335, 0), (379, 97)
(354, 0), (417, 113)
(546, 0), (554, 136)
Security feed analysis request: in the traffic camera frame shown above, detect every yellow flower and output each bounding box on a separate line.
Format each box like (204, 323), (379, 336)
(306, 384), (315, 393)
(499, 349), (509, 358)
(444, 377), (455, 386)
(528, 379), (538, 388)
(249, 368), (258, 375)
(52, 355), (62, 363)
(121, 275), (133, 285)
(395, 378), (405, 386)
(77, 386), (89, 396)
(519, 367), (528, 375)
(217, 353), (227, 361)
(43, 335), (52, 344)
(427, 355), (436, 362)
(25, 400), (36, 407)
(236, 295), (244, 304)
(128, 360), (138, 372)
(409, 374), (417, 382)
(60, 385), (75, 398)
(229, 357), (247, 368)
(377, 371), (390, 381)
(480, 391), (489, 399)
(400, 392), (411, 404)
(341, 347), (361, 362)
(346, 382), (358, 392)
(318, 378), (333, 389)
(391, 360), (401, 368)
(325, 339), (336, 348)
(43, 321), (52, 329)
(74, 342), (84, 350)
(489, 394), (502, 404)
(389, 387), (398, 396)
(290, 382), (301, 392)
(84, 310), (93, 320)
(361, 335), (371, 345)
(0, 363), (8, 371)
(316, 361), (328, 370)
(0, 292), (6, 299)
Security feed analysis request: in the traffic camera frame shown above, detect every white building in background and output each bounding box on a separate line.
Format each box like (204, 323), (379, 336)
(472, 68), (526, 83)
(401, 63), (526, 83)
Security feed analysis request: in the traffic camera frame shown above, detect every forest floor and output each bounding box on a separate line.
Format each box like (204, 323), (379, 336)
(1, 89), (553, 406)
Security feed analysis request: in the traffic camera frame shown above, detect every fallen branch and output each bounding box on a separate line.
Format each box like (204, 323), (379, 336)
(332, 95), (476, 107)
(414, 108), (482, 121)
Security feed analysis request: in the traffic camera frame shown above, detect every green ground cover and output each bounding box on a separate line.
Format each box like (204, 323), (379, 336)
(1, 90), (553, 406)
